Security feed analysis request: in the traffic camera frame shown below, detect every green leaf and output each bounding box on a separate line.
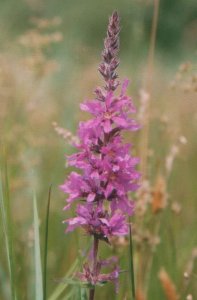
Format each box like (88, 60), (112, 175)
(128, 223), (136, 300)
(63, 289), (74, 300)
(0, 162), (17, 300)
(43, 185), (52, 300)
(0, 264), (9, 299)
(33, 194), (43, 300)
(48, 259), (78, 300)
(80, 287), (88, 300)
(54, 277), (82, 286)
(75, 286), (88, 300)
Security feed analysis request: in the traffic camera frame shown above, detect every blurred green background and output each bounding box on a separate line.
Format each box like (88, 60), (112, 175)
(0, 0), (196, 299)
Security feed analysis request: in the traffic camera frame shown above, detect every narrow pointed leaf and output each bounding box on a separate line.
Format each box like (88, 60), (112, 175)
(43, 185), (52, 300)
(33, 194), (43, 300)
(0, 163), (17, 300)
(48, 259), (78, 300)
(128, 223), (135, 300)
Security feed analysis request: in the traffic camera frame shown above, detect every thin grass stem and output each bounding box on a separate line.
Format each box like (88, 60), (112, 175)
(43, 185), (52, 300)
(0, 156), (17, 300)
(33, 194), (43, 300)
(129, 224), (135, 300)
(140, 0), (160, 178)
(89, 236), (99, 300)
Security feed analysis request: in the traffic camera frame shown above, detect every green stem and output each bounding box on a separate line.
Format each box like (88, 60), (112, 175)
(89, 236), (99, 300)
(43, 185), (52, 300)
(140, 0), (160, 178)
(129, 224), (135, 300)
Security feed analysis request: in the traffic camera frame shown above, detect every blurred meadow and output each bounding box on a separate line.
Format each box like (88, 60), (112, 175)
(0, 0), (197, 299)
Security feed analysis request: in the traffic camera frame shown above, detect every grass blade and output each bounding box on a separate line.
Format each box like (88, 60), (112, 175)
(43, 185), (52, 300)
(0, 163), (17, 300)
(48, 259), (78, 300)
(80, 287), (88, 300)
(128, 223), (135, 300)
(0, 264), (10, 299)
(64, 289), (74, 300)
(33, 194), (43, 300)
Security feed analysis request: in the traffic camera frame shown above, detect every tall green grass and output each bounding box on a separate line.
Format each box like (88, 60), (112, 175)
(0, 160), (17, 300)
(33, 194), (43, 300)
(0, 164), (88, 300)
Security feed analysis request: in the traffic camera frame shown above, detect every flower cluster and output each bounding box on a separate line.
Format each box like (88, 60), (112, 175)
(77, 257), (120, 292)
(61, 11), (140, 293)
(64, 203), (129, 242)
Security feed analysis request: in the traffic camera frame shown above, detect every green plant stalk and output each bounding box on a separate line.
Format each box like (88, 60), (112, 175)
(140, 0), (160, 178)
(89, 236), (99, 300)
(43, 185), (52, 300)
(33, 194), (43, 300)
(0, 160), (17, 300)
(129, 224), (135, 300)
(138, 0), (160, 296)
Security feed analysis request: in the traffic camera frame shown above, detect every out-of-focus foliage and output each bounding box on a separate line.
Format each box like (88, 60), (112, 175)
(0, 0), (196, 57)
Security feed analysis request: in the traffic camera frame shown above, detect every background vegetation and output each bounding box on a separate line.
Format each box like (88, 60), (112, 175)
(0, 0), (196, 299)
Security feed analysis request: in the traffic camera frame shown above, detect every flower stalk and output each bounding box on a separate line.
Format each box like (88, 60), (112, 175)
(89, 237), (99, 300)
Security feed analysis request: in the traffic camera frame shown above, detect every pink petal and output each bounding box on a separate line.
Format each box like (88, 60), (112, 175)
(121, 79), (129, 96)
(103, 120), (112, 133)
(113, 116), (128, 127)
(87, 193), (96, 202)
(63, 203), (71, 211)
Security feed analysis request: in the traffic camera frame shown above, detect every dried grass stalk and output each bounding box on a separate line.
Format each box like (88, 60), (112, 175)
(158, 268), (180, 300)
(151, 176), (167, 214)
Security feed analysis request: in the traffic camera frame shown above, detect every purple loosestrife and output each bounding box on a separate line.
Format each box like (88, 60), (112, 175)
(60, 11), (140, 298)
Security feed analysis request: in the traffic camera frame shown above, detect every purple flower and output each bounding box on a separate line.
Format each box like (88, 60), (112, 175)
(64, 203), (128, 242)
(77, 257), (120, 292)
(61, 131), (140, 214)
(61, 11), (140, 296)
(80, 82), (139, 134)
